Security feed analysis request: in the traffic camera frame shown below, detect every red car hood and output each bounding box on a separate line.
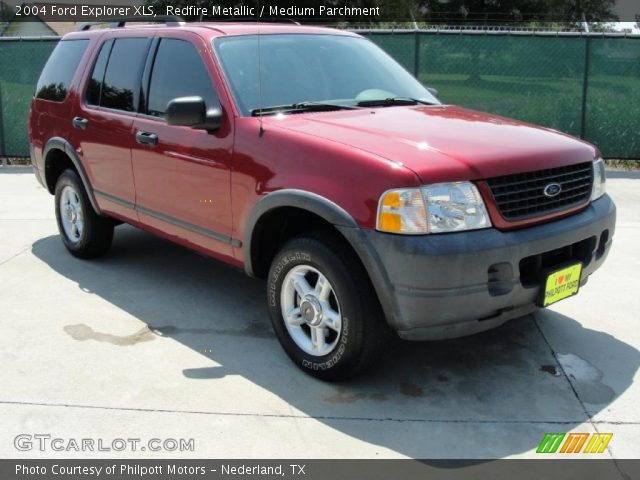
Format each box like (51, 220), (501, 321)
(267, 105), (597, 183)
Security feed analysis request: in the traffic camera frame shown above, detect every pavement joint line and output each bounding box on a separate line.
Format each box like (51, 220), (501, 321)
(2, 400), (639, 425)
(0, 246), (31, 267)
(533, 316), (625, 477)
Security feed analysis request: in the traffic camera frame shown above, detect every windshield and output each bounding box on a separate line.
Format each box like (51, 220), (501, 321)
(213, 34), (440, 116)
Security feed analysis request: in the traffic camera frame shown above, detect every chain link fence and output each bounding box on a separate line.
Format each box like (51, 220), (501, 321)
(0, 37), (58, 157)
(0, 31), (638, 158)
(363, 30), (640, 159)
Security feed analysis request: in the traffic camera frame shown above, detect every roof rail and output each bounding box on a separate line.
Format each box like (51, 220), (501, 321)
(76, 15), (184, 31)
(215, 17), (301, 25)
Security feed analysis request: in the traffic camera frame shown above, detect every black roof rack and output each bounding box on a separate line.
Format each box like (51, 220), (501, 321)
(76, 15), (184, 31)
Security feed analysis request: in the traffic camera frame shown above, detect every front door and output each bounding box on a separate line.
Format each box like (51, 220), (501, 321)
(131, 34), (235, 259)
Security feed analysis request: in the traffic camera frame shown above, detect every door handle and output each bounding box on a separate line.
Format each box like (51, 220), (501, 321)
(135, 131), (158, 146)
(72, 117), (89, 130)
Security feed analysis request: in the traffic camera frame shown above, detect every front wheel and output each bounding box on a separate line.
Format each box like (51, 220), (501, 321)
(267, 233), (388, 380)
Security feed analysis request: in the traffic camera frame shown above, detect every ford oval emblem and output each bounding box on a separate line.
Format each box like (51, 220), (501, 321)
(543, 182), (562, 197)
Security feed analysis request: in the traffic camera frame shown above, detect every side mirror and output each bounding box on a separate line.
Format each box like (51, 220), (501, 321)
(426, 87), (439, 99)
(166, 96), (223, 132)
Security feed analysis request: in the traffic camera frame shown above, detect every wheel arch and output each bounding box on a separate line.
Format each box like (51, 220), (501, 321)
(43, 137), (102, 215)
(245, 189), (402, 336)
(243, 190), (359, 278)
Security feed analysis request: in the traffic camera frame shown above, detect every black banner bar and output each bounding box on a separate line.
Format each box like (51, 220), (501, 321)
(2, 460), (640, 480)
(2, 0), (640, 23)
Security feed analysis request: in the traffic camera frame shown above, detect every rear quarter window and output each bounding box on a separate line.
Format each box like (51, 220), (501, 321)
(35, 39), (89, 102)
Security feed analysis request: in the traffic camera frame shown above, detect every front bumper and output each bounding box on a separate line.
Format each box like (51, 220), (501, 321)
(339, 195), (616, 340)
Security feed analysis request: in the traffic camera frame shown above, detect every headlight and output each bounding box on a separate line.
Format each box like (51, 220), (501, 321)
(591, 158), (606, 201)
(422, 182), (492, 233)
(376, 182), (491, 234)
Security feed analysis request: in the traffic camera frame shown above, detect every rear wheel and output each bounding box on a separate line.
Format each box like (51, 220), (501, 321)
(55, 169), (114, 258)
(267, 233), (388, 380)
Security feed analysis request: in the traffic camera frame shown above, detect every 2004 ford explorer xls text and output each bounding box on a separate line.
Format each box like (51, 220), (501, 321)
(29, 21), (615, 380)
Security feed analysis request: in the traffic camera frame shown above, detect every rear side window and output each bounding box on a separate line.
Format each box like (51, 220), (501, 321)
(99, 38), (150, 112)
(36, 40), (89, 102)
(147, 39), (217, 117)
(86, 39), (113, 106)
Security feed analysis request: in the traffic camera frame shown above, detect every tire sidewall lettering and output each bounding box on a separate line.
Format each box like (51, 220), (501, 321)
(269, 251), (311, 307)
(301, 316), (349, 371)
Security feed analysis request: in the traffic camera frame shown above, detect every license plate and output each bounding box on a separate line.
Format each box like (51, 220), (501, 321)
(540, 263), (583, 307)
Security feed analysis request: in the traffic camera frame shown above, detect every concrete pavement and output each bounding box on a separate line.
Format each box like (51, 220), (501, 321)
(0, 167), (638, 463)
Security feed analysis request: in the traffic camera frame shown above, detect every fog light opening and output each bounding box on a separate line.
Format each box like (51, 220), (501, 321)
(596, 229), (609, 258)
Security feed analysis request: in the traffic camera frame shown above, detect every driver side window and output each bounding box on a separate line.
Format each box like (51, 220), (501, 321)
(147, 38), (218, 118)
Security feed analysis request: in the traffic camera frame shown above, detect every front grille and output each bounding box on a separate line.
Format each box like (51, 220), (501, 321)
(487, 162), (593, 221)
(519, 236), (597, 287)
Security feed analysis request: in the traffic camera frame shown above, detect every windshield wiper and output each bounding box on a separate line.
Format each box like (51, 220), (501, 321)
(356, 97), (436, 108)
(251, 102), (359, 117)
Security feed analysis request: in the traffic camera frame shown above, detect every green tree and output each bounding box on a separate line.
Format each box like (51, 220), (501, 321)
(416, 0), (617, 24)
(0, 1), (12, 22)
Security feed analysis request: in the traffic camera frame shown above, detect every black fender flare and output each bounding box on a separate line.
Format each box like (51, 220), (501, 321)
(243, 188), (401, 328)
(243, 189), (358, 277)
(43, 137), (102, 215)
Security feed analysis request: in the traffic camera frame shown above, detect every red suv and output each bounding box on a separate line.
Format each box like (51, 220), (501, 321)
(29, 22), (615, 380)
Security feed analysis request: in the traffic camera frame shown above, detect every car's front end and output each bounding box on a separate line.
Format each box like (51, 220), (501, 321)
(346, 157), (614, 339)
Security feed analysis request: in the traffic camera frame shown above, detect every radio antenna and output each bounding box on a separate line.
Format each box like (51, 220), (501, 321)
(257, 4), (265, 136)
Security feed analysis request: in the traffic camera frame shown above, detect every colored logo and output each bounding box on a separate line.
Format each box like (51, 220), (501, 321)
(543, 182), (562, 197)
(536, 433), (612, 454)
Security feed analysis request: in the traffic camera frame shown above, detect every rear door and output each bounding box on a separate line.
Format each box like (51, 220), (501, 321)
(74, 35), (151, 219)
(131, 32), (235, 258)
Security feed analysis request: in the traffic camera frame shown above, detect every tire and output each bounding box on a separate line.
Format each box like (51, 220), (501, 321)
(267, 232), (388, 380)
(54, 169), (114, 259)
